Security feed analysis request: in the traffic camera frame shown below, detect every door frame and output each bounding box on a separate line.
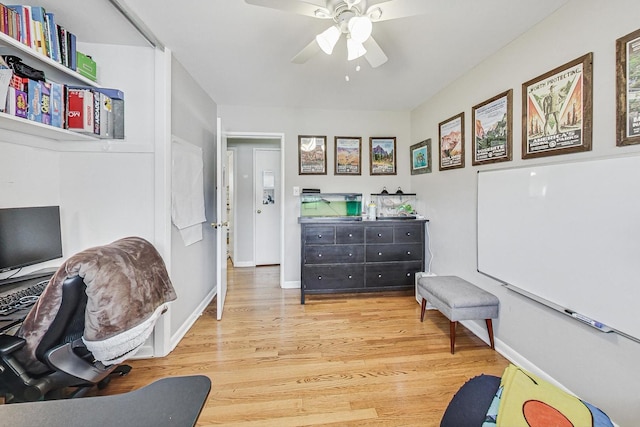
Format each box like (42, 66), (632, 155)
(225, 131), (285, 288)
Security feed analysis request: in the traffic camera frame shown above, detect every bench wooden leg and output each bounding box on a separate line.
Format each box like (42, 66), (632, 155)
(420, 298), (427, 322)
(450, 321), (457, 354)
(485, 319), (495, 350)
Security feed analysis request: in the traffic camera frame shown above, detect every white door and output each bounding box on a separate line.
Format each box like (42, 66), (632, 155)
(215, 117), (228, 320)
(254, 148), (281, 265)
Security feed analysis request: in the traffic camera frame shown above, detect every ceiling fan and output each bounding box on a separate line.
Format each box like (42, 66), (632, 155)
(245, 0), (429, 68)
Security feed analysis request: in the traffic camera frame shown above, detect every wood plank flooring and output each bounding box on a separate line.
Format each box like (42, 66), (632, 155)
(97, 264), (510, 426)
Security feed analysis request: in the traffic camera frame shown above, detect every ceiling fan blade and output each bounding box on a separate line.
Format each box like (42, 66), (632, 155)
(244, 0), (331, 18)
(291, 39), (322, 64)
(363, 36), (388, 68)
(366, 0), (430, 22)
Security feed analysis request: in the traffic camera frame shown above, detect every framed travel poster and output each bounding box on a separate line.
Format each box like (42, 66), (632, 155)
(439, 112), (465, 171)
(616, 28), (640, 146)
(298, 135), (327, 175)
(410, 139), (431, 175)
(335, 136), (362, 175)
(522, 53), (593, 159)
(472, 89), (513, 165)
(369, 137), (396, 175)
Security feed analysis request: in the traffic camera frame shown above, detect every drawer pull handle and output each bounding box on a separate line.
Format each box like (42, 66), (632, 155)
(406, 273), (411, 277)
(317, 234), (322, 238)
(318, 254), (322, 257)
(348, 253), (353, 257)
(406, 232), (411, 236)
(318, 276), (322, 280)
(348, 233), (353, 237)
(348, 275), (352, 279)
(407, 251), (411, 255)
(378, 252), (383, 256)
(378, 274), (382, 278)
(377, 233), (382, 237)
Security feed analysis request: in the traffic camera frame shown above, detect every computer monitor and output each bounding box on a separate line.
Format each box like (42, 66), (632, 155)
(0, 206), (63, 274)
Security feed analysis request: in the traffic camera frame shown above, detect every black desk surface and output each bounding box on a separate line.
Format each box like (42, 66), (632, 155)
(1, 375), (211, 427)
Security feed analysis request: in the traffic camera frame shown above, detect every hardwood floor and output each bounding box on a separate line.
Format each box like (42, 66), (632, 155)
(98, 264), (510, 426)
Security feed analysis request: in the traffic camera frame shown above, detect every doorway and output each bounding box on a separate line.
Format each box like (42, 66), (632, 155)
(225, 133), (285, 287)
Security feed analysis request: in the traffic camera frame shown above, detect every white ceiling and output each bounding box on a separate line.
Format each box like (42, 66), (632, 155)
(27, 0), (569, 112)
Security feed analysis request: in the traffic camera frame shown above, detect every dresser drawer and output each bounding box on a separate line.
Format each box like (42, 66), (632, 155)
(303, 265), (365, 290)
(365, 261), (423, 288)
(303, 226), (335, 245)
(366, 243), (422, 262)
(336, 226), (364, 244)
(393, 224), (423, 243)
(305, 245), (364, 264)
(365, 226), (393, 243)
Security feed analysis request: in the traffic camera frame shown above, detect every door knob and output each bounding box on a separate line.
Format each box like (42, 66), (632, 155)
(257, 210), (262, 214)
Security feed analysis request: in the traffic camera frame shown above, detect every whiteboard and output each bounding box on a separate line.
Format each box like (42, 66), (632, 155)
(477, 154), (640, 341)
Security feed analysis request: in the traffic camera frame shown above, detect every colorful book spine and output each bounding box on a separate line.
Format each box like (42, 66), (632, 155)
(28, 6), (46, 56)
(58, 25), (67, 67)
(95, 88), (124, 139)
(67, 30), (76, 70)
(44, 12), (59, 61)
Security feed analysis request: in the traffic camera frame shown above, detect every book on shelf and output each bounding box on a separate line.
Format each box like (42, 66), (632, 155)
(1, 4), (21, 42)
(44, 12), (60, 62)
(6, 4), (31, 47)
(67, 30), (76, 71)
(27, 6), (47, 56)
(57, 24), (67, 67)
(0, 56), (11, 112)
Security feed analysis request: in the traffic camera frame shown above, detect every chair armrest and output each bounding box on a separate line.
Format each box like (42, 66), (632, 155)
(0, 334), (26, 356)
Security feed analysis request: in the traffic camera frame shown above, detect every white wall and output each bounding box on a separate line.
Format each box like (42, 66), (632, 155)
(169, 57), (217, 338)
(218, 106), (411, 286)
(409, 0), (640, 424)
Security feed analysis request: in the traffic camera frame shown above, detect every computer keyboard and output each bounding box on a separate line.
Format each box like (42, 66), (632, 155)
(0, 280), (48, 317)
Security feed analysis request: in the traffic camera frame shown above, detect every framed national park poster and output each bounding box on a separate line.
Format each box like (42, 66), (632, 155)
(410, 139), (431, 175)
(522, 53), (593, 159)
(616, 28), (640, 146)
(298, 135), (327, 175)
(369, 137), (396, 175)
(439, 112), (465, 171)
(334, 136), (362, 175)
(472, 90), (513, 165)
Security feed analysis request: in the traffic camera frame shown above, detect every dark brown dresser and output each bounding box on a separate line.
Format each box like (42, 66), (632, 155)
(299, 219), (428, 304)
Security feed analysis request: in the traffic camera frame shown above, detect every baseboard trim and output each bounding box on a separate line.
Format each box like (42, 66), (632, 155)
(461, 319), (573, 393)
(282, 280), (300, 289)
(169, 287), (217, 352)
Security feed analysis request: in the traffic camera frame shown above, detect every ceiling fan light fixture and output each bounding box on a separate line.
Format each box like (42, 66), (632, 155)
(347, 16), (372, 43)
(347, 37), (367, 61)
(316, 25), (341, 55)
(367, 7), (382, 21)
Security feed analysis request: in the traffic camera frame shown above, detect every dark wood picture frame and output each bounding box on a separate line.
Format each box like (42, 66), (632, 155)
(369, 137), (396, 175)
(616, 28), (640, 146)
(521, 53), (593, 159)
(472, 89), (513, 166)
(298, 135), (327, 175)
(438, 112), (465, 171)
(334, 136), (362, 175)
(410, 139), (432, 175)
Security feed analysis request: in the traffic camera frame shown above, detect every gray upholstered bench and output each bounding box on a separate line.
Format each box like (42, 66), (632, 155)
(416, 275), (499, 354)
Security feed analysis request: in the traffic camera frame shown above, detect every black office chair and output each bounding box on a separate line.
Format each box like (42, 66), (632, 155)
(0, 275), (131, 403)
